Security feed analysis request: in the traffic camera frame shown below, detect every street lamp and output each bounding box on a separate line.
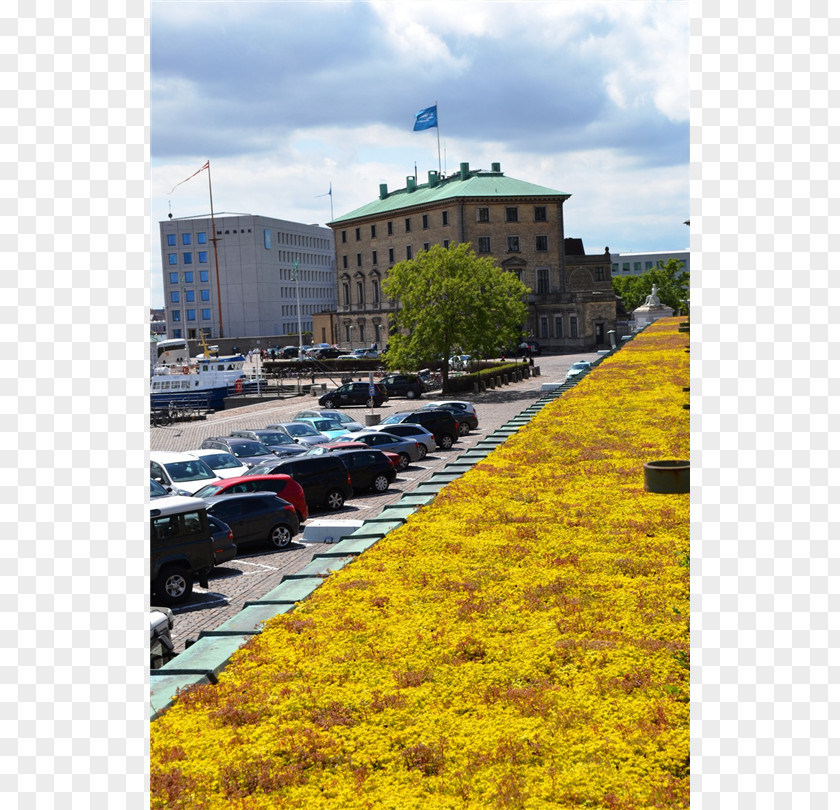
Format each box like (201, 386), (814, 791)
(348, 324), (355, 350)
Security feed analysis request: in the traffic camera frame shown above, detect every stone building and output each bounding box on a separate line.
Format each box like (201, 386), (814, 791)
(327, 162), (615, 352)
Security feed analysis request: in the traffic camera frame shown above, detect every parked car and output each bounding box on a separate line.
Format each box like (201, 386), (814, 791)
(150, 451), (220, 496)
(243, 454), (353, 512)
(352, 347), (380, 359)
(366, 422), (436, 459)
(379, 409), (460, 450)
(306, 442), (403, 471)
(150, 478), (171, 499)
(318, 381), (388, 408)
(199, 436), (279, 468)
(229, 430), (309, 457)
(192, 474), (309, 523)
(379, 373), (425, 399)
(293, 416), (351, 441)
(336, 354), (356, 361)
(516, 340), (542, 356)
(202, 492), (301, 550)
(310, 347), (342, 359)
(333, 431), (423, 470)
(565, 360), (592, 380)
(188, 448), (252, 478)
(330, 448), (396, 493)
(294, 409), (364, 433)
(150, 606), (176, 669)
(207, 514), (237, 565)
(448, 354), (473, 371)
(278, 345), (301, 359)
(418, 400), (479, 435)
(265, 422), (330, 447)
(150, 495), (215, 605)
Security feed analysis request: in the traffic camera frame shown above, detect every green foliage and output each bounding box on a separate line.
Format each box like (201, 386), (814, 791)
(612, 258), (689, 314)
(381, 243), (529, 385)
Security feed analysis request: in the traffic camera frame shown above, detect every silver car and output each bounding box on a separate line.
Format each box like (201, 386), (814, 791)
(367, 422), (436, 459)
(333, 430), (423, 470)
(294, 409), (364, 432)
(265, 422), (330, 446)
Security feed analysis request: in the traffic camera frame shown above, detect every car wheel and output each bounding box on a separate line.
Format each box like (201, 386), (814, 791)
(458, 422), (470, 436)
(154, 566), (193, 605)
(417, 444), (428, 460)
(397, 452), (410, 471)
(372, 474), (390, 492)
(406, 389), (416, 399)
(322, 399), (335, 409)
(325, 488), (345, 510)
(268, 522), (293, 549)
(439, 433), (454, 450)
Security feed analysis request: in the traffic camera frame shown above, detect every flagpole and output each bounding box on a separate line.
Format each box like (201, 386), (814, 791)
(207, 160), (224, 338)
(435, 100), (441, 175)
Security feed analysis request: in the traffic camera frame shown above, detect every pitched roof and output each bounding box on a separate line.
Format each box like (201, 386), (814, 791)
(329, 165), (570, 225)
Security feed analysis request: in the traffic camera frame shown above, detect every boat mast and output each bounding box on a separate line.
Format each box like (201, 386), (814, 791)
(207, 161), (224, 338)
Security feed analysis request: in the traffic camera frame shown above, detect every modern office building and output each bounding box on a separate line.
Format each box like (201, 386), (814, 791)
(159, 213), (335, 340)
(327, 162), (615, 352)
(610, 249), (689, 277)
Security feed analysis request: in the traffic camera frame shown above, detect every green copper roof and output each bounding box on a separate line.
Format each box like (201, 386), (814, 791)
(330, 166), (570, 224)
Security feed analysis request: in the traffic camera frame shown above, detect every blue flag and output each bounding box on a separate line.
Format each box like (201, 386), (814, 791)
(413, 104), (438, 131)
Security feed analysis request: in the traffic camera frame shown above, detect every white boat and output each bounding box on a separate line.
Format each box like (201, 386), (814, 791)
(150, 338), (266, 411)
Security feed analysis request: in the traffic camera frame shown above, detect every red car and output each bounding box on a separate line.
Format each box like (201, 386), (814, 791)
(192, 475), (308, 522)
(310, 442), (402, 471)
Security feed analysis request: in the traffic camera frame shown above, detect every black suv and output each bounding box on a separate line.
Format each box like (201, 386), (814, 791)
(379, 373), (425, 399)
(380, 409), (460, 450)
(319, 381), (388, 408)
(331, 448), (396, 493)
(203, 492), (300, 550)
(246, 454), (353, 511)
(200, 436), (278, 467)
(150, 496), (215, 605)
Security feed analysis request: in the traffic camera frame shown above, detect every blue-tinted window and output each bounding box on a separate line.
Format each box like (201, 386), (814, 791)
(197, 232), (206, 244)
(183, 252), (192, 264)
(182, 233), (191, 245)
(169, 272), (178, 284)
(173, 328), (182, 338)
(184, 271), (193, 283)
(201, 308), (211, 320)
(185, 290), (195, 302)
(170, 291), (179, 303)
(168, 253), (177, 265)
(167, 234), (176, 246)
(264, 229), (271, 249)
(199, 270), (209, 283)
(198, 251), (207, 263)
(186, 309), (196, 321)
(200, 289), (210, 301)
(172, 310), (181, 322)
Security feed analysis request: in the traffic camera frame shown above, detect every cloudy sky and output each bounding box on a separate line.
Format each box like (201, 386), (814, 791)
(151, 0), (689, 308)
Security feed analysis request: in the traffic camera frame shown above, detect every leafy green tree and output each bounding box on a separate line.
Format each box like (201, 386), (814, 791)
(382, 243), (529, 391)
(612, 258), (689, 314)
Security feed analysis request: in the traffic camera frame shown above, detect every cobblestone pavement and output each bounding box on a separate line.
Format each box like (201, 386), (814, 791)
(151, 352), (598, 652)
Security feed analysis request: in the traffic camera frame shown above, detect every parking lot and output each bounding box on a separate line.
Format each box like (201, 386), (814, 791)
(151, 352), (598, 652)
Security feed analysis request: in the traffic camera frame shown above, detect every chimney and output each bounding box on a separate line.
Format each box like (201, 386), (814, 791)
(491, 162), (501, 173)
(428, 170), (440, 188)
(459, 162), (470, 180)
(406, 176), (417, 192)
(379, 183), (388, 200)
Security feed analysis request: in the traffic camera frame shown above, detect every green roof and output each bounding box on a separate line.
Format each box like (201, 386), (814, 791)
(330, 167), (570, 224)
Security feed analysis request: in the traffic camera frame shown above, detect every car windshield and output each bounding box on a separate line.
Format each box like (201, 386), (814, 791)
(380, 415), (403, 425)
(260, 433), (296, 446)
(165, 459), (216, 482)
(192, 483), (224, 498)
(284, 424), (318, 437)
(200, 452), (243, 470)
(150, 479), (168, 498)
(310, 419), (341, 431)
(231, 441), (273, 458)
